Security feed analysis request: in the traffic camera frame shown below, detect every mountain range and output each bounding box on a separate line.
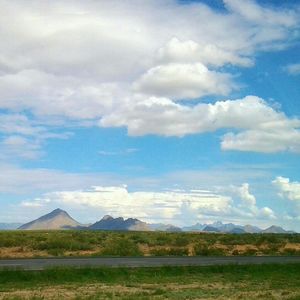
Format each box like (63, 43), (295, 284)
(5, 208), (295, 233)
(0, 223), (22, 230)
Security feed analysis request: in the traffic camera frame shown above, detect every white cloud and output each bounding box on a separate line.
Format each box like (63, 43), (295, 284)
(0, 164), (119, 194)
(236, 183), (256, 207)
(98, 148), (139, 156)
(133, 63), (236, 100)
(272, 176), (300, 202)
(1, 135), (43, 160)
(285, 63), (300, 75)
(156, 37), (253, 67)
(18, 179), (278, 225)
(101, 95), (300, 153)
(0, 0), (298, 119)
(223, 183), (276, 219)
(0, 0), (298, 158)
(224, 0), (298, 27)
(221, 128), (300, 153)
(20, 186), (232, 224)
(0, 113), (72, 161)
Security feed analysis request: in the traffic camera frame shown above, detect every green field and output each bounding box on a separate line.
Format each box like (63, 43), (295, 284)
(0, 230), (300, 258)
(0, 264), (300, 299)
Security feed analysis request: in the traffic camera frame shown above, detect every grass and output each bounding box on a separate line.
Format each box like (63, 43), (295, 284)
(0, 230), (300, 258)
(0, 264), (300, 299)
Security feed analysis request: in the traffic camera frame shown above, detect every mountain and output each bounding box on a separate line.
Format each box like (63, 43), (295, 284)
(15, 209), (296, 233)
(262, 225), (288, 233)
(89, 215), (151, 231)
(182, 223), (206, 232)
(18, 208), (81, 230)
(183, 222), (262, 233)
(150, 223), (182, 232)
(0, 223), (22, 230)
(212, 222), (243, 233)
(202, 225), (220, 232)
(243, 225), (262, 233)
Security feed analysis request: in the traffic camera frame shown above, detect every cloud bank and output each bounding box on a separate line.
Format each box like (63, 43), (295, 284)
(0, 0), (299, 156)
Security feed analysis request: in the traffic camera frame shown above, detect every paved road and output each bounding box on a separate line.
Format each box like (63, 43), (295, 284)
(1, 256), (300, 270)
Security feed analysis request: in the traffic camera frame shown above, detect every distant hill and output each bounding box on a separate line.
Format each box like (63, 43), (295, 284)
(16, 209), (296, 233)
(183, 222), (262, 233)
(18, 208), (81, 230)
(0, 223), (22, 230)
(182, 223), (206, 231)
(150, 223), (182, 232)
(262, 225), (290, 234)
(89, 215), (151, 231)
(202, 225), (220, 232)
(243, 225), (262, 233)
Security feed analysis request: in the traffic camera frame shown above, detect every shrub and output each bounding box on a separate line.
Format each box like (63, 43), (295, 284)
(149, 247), (189, 256)
(194, 244), (210, 256)
(194, 244), (226, 256)
(243, 248), (257, 256)
(101, 238), (142, 256)
(172, 236), (190, 247)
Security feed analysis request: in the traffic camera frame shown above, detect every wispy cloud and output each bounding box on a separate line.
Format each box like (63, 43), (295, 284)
(98, 148), (139, 156)
(285, 63), (300, 75)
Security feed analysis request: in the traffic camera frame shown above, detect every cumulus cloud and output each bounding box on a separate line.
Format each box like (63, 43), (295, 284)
(236, 183), (256, 207)
(223, 183), (276, 219)
(156, 37), (253, 67)
(272, 176), (300, 202)
(101, 95), (300, 153)
(20, 186), (231, 224)
(20, 183), (276, 224)
(221, 128), (300, 153)
(0, 0), (298, 157)
(272, 176), (300, 218)
(133, 63), (236, 100)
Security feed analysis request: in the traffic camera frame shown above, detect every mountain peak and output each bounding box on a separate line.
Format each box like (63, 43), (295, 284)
(51, 208), (67, 214)
(19, 208), (80, 230)
(101, 215), (114, 221)
(90, 215), (151, 231)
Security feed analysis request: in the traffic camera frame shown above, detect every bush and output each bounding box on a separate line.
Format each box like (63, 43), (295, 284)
(101, 238), (142, 256)
(194, 244), (226, 256)
(194, 244), (210, 256)
(172, 236), (190, 247)
(282, 248), (300, 255)
(149, 247), (189, 256)
(243, 248), (257, 256)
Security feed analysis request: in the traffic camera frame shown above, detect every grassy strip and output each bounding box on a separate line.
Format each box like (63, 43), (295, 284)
(1, 264), (300, 299)
(1, 264), (300, 290)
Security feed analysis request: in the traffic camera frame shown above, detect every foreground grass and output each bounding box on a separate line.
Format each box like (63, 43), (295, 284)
(1, 230), (300, 258)
(0, 264), (300, 299)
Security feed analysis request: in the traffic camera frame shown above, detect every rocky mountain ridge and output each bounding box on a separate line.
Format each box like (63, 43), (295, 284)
(13, 208), (296, 233)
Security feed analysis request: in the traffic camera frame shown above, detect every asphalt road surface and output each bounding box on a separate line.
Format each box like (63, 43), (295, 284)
(1, 256), (300, 270)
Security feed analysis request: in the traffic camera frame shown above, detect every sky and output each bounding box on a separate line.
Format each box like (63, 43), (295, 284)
(0, 0), (300, 230)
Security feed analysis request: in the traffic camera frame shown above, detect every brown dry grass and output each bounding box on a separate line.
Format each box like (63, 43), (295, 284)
(1, 242), (300, 258)
(1, 281), (299, 300)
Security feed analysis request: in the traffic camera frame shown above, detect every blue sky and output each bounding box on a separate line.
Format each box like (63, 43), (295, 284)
(0, 0), (300, 230)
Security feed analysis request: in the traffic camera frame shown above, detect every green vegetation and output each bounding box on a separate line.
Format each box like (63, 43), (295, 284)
(0, 264), (300, 299)
(0, 230), (300, 258)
